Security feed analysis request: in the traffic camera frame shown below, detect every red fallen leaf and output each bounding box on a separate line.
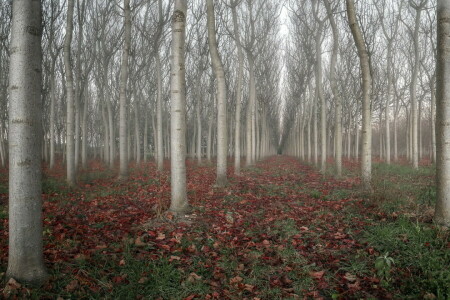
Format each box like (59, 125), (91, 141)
(112, 276), (125, 284)
(65, 279), (79, 292)
(184, 295), (196, 300)
(138, 277), (148, 284)
(309, 270), (325, 279)
(244, 284), (255, 292)
(156, 232), (166, 240)
(343, 272), (357, 282)
(169, 255), (181, 261)
(187, 272), (202, 282)
(229, 276), (243, 284)
(135, 236), (146, 247)
(300, 226), (309, 231)
(281, 275), (293, 285)
(160, 244), (170, 251)
(262, 239), (271, 246)
(119, 259), (126, 266)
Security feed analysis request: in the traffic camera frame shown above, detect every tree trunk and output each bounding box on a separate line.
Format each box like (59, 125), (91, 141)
(324, 0), (342, 176)
(431, 75), (436, 163)
(169, 0), (189, 214)
(347, 0), (372, 189)
(206, 0), (228, 187)
(156, 53), (164, 171)
(232, 1), (243, 174)
(410, 2), (425, 169)
(435, 0), (450, 226)
(118, 0), (131, 180)
(81, 90), (88, 169)
(6, 0), (48, 285)
(64, 0), (76, 187)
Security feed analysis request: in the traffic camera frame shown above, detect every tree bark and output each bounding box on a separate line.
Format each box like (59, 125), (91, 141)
(118, 0), (131, 180)
(435, 0), (450, 227)
(324, 0), (342, 176)
(7, 0), (48, 285)
(169, 0), (189, 214)
(64, 0), (76, 187)
(207, 0), (228, 187)
(231, 1), (243, 175)
(347, 0), (372, 189)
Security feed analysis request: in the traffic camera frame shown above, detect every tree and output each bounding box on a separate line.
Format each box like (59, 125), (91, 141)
(230, 0), (244, 175)
(435, 0), (450, 227)
(346, 0), (372, 189)
(64, 0), (76, 187)
(323, 0), (342, 176)
(7, 0), (48, 285)
(206, 0), (228, 187)
(119, 0), (131, 180)
(169, 0), (189, 214)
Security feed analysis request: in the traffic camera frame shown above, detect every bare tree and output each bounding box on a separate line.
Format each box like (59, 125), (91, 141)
(207, 0), (228, 187)
(118, 0), (131, 180)
(7, 0), (48, 285)
(347, 0), (372, 189)
(170, 0), (189, 214)
(64, 0), (76, 187)
(435, 0), (450, 227)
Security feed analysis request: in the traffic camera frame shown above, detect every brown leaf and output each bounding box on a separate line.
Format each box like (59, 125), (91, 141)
(65, 280), (79, 292)
(309, 270), (325, 279)
(138, 277), (148, 284)
(187, 272), (202, 282)
(229, 276), (243, 284)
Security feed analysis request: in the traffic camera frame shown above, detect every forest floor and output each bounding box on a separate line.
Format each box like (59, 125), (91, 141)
(0, 156), (449, 299)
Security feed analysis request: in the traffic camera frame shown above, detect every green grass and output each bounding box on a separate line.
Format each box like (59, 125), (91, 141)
(364, 217), (450, 299)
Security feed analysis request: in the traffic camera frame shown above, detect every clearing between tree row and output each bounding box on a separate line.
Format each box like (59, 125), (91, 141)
(1, 156), (448, 299)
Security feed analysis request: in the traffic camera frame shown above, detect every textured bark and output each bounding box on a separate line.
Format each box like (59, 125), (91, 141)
(231, 2), (243, 174)
(410, 1), (426, 169)
(246, 55), (256, 166)
(118, 0), (131, 180)
(324, 0), (342, 177)
(347, 0), (372, 189)
(431, 76), (436, 163)
(156, 53), (164, 171)
(169, 0), (189, 214)
(207, 0), (228, 188)
(7, 0), (48, 285)
(64, 0), (76, 187)
(435, 0), (450, 227)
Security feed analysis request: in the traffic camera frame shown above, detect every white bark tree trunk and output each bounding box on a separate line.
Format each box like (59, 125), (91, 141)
(156, 53), (164, 171)
(435, 0), (450, 227)
(64, 0), (76, 187)
(207, 0), (228, 187)
(169, 0), (189, 214)
(347, 0), (372, 189)
(231, 1), (243, 175)
(118, 0), (131, 180)
(324, 0), (342, 176)
(7, 0), (48, 285)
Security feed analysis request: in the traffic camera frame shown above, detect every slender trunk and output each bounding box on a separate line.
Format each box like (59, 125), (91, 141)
(431, 75), (436, 163)
(81, 91), (88, 169)
(169, 0), (189, 213)
(347, 0), (372, 189)
(156, 53), (164, 171)
(246, 55), (255, 166)
(64, 0), (76, 187)
(324, 0), (342, 176)
(196, 77), (202, 163)
(49, 69), (56, 169)
(107, 101), (114, 168)
(435, 0), (450, 226)
(7, 0), (48, 285)
(118, 0), (131, 180)
(135, 105), (141, 164)
(411, 3), (424, 169)
(144, 109), (148, 162)
(101, 103), (109, 164)
(232, 2), (243, 173)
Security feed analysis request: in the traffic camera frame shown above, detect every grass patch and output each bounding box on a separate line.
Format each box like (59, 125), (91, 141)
(364, 217), (450, 298)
